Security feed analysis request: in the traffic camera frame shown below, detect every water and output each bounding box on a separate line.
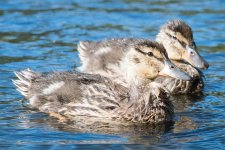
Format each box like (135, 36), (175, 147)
(0, 0), (225, 149)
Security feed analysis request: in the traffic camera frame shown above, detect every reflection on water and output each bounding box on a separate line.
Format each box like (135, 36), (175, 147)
(172, 93), (205, 112)
(0, 0), (225, 149)
(22, 114), (171, 144)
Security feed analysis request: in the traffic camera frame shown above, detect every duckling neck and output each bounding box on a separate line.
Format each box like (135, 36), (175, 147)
(128, 78), (152, 100)
(122, 82), (174, 123)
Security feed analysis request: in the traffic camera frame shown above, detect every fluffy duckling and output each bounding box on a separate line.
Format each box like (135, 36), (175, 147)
(156, 20), (208, 69)
(13, 41), (190, 124)
(155, 20), (208, 94)
(77, 20), (208, 94)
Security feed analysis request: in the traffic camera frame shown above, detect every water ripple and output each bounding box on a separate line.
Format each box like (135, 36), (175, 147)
(0, 0), (224, 148)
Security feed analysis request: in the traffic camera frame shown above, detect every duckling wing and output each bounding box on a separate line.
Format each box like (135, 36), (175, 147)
(77, 38), (146, 74)
(13, 69), (129, 119)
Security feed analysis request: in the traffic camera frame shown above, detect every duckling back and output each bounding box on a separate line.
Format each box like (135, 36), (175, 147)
(13, 69), (85, 112)
(77, 38), (146, 74)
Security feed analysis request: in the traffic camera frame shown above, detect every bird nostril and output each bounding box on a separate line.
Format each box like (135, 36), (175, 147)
(170, 65), (175, 69)
(190, 51), (195, 55)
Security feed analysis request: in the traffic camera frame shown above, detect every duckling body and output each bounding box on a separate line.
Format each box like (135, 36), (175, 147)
(77, 20), (208, 94)
(13, 41), (189, 124)
(13, 69), (173, 123)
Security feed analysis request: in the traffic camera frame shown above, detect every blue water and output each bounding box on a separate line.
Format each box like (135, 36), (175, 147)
(0, 0), (225, 149)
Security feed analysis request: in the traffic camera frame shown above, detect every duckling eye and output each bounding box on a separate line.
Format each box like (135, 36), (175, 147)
(172, 36), (177, 40)
(170, 65), (175, 69)
(147, 52), (153, 57)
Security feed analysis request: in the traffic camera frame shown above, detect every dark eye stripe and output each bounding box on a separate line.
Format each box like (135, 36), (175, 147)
(135, 48), (147, 55)
(147, 52), (153, 56)
(135, 48), (169, 62)
(135, 48), (154, 57)
(179, 40), (186, 47)
(166, 33), (186, 47)
(134, 47), (167, 63)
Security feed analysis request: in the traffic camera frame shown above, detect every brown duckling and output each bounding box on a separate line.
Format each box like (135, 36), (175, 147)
(77, 20), (208, 94)
(13, 41), (190, 124)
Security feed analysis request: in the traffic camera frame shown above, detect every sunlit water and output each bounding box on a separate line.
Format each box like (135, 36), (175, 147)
(0, 0), (225, 149)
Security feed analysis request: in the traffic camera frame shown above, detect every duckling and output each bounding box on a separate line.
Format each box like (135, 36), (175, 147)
(156, 20), (208, 69)
(13, 41), (190, 124)
(155, 20), (208, 94)
(77, 20), (208, 94)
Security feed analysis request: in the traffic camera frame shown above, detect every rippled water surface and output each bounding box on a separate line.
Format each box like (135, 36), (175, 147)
(0, 0), (225, 149)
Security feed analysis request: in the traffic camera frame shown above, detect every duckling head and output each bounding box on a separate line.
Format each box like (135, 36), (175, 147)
(156, 19), (209, 69)
(121, 40), (191, 85)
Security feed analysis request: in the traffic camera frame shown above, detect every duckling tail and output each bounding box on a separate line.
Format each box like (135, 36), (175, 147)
(12, 68), (34, 97)
(77, 41), (90, 60)
(77, 41), (93, 72)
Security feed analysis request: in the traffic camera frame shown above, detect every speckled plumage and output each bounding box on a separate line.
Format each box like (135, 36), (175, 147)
(78, 38), (163, 73)
(13, 41), (182, 124)
(13, 69), (173, 124)
(77, 20), (206, 94)
(162, 19), (194, 43)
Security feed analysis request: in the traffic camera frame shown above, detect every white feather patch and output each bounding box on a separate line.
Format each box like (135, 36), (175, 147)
(42, 81), (65, 95)
(94, 47), (111, 56)
(29, 95), (38, 106)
